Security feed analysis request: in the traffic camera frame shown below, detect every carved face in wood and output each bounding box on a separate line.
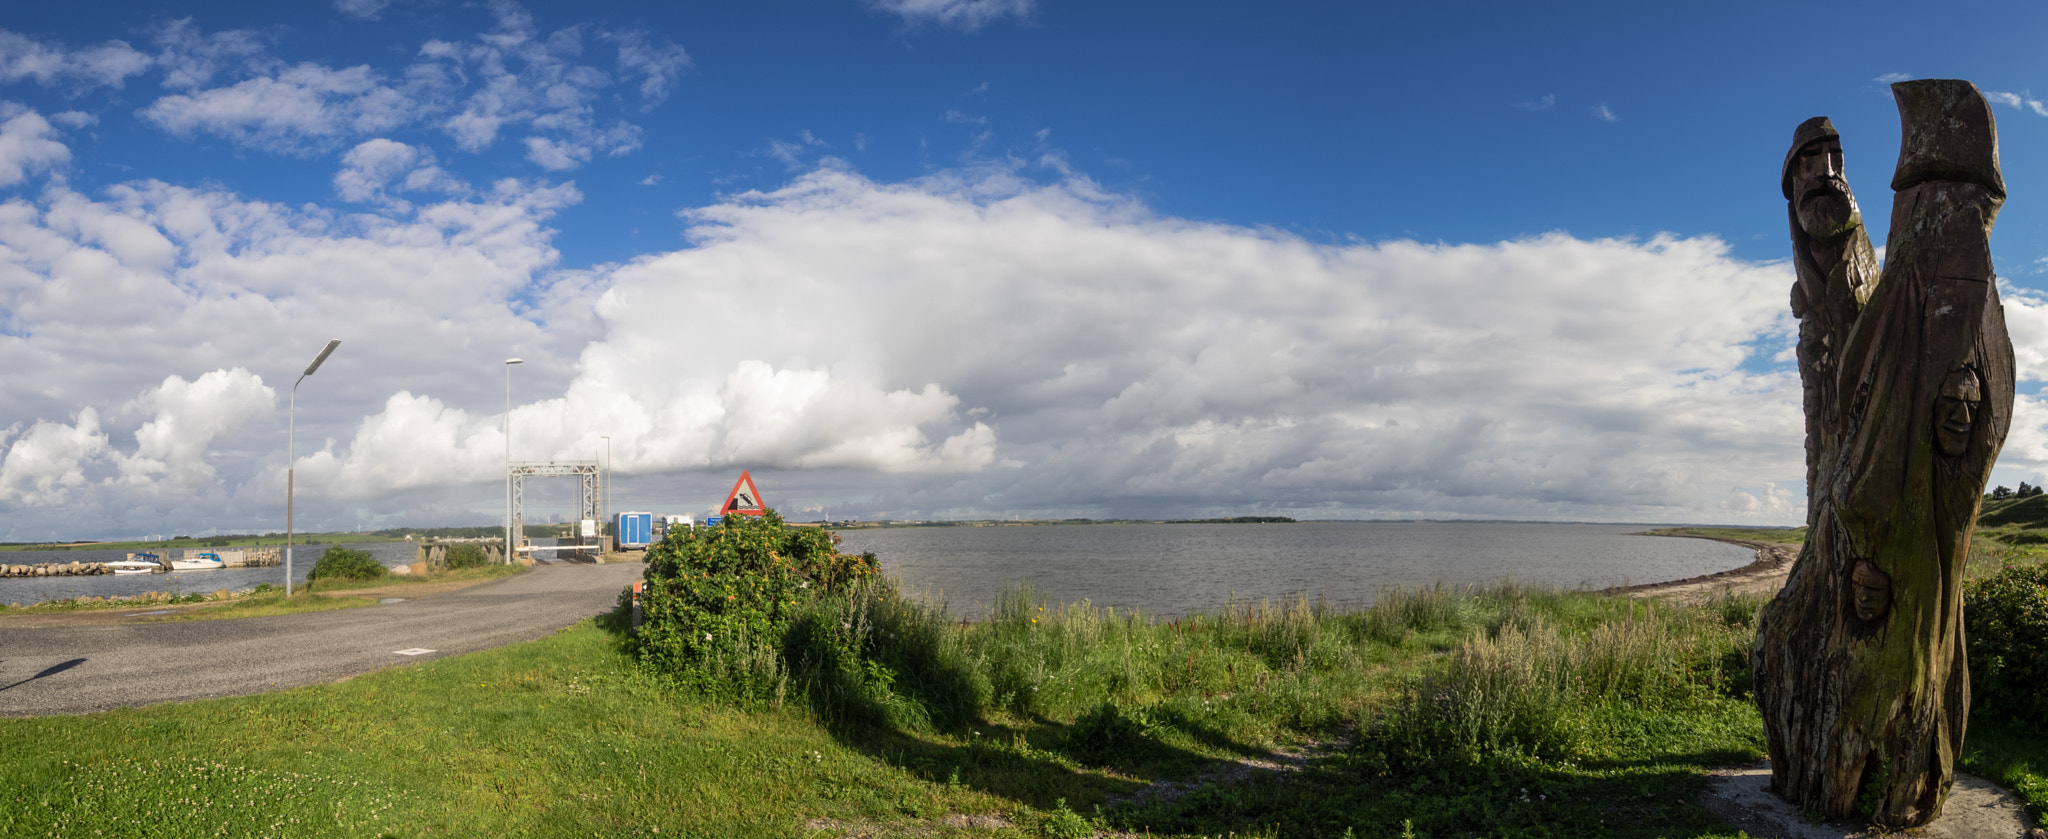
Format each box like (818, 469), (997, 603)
(1792, 137), (1858, 242)
(1935, 368), (1983, 457)
(1851, 560), (1892, 622)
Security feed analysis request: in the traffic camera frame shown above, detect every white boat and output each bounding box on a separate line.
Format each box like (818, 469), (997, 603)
(110, 552), (165, 574)
(170, 551), (224, 571)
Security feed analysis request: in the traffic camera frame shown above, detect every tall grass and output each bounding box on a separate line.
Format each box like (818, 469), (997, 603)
(1353, 605), (1756, 776)
(670, 575), (1766, 781)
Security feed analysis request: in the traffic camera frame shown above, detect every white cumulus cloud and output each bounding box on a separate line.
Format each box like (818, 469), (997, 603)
(334, 138), (465, 208)
(0, 409), (112, 506)
(141, 63), (418, 153)
(116, 369), (276, 490)
(0, 29), (151, 90)
(0, 104), (70, 186)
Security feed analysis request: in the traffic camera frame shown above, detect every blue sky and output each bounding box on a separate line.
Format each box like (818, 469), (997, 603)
(5, 0), (2048, 537)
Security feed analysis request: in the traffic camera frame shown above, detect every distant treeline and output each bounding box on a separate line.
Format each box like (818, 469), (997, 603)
(368, 524), (581, 539)
(1165, 516), (1298, 524)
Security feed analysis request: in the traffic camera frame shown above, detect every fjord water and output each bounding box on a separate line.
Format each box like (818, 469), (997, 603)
(836, 521), (1756, 619)
(0, 541), (423, 605)
(2, 524), (1759, 617)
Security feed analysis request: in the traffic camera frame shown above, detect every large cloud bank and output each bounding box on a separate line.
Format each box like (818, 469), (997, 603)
(15, 123), (2048, 535)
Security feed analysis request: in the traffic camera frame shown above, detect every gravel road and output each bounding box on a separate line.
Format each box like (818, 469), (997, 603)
(0, 561), (643, 717)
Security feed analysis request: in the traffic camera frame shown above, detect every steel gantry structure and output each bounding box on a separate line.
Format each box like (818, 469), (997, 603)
(509, 460), (600, 558)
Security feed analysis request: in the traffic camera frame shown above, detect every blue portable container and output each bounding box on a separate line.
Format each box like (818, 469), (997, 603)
(616, 511), (654, 548)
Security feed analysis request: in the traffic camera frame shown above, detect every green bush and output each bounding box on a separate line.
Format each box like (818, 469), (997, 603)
(305, 547), (387, 582)
(1964, 562), (2048, 724)
(444, 542), (490, 569)
(634, 510), (880, 698)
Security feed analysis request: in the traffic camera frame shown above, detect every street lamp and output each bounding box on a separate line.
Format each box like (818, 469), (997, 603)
(504, 358), (522, 564)
(288, 338), (342, 597)
(599, 434), (610, 557)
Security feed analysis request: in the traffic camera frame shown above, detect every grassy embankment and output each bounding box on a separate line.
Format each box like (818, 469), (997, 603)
(0, 564), (525, 619)
(1638, 526), (1805, 546)
(2, 527), (2040, 837)
(4, 583), (1777, 838)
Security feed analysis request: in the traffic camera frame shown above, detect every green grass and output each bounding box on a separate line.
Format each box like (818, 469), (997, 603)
(3, 582), (2038, 837)
(1, 610), (1022, 838)
(1643, 524), (2044, 586)
(0, 591), (216, 614)
(303, 563), (526, 591)
(161, 593), (380, 620)
(1961, 714), (2048, 826)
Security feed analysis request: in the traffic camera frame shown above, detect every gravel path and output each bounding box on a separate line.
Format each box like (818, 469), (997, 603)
(0, 561), (643, 717)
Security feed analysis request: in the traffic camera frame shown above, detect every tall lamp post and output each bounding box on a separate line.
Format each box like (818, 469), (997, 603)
(287, 339), (342, 597)
(599, 434), (610, 557)
(504, 358), (522, 564)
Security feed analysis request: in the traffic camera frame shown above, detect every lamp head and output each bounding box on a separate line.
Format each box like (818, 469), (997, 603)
(304, 339), (342, 377)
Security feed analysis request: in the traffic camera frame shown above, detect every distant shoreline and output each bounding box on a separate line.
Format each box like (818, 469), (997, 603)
(821, 518), (1806, 531)
(1612, 529), (1800, 603)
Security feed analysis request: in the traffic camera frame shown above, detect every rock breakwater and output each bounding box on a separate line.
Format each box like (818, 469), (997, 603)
(0, 561), (110, 577)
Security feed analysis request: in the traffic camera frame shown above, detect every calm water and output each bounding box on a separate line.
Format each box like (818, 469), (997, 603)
(835, 522), (1755, 619)
(2, 524), (1759, 618)
(0, 542), (422, 605)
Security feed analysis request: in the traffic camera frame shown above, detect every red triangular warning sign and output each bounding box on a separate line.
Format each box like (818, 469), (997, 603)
(721, 470), (766, 516)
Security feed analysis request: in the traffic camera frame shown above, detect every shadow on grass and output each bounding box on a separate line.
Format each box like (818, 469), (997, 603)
(1108, 749), (1761, 839)
(595, 593), (1783, 837)
(592, 590), (1281, 815)
(784, 603), (1213, 811)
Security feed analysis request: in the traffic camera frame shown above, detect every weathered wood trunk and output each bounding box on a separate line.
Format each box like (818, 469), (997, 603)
(1753, 79), (2013, 828)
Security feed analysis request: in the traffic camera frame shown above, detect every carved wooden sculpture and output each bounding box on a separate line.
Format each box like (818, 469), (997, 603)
(1753, 79), (2014, 828)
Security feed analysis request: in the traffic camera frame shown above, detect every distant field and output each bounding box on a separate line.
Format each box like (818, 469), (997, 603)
(0, 532), (398, 553)
(0, 525), (589, 553)
(1650, 500), (2048, 582)
(1642, 526), (1806, 545)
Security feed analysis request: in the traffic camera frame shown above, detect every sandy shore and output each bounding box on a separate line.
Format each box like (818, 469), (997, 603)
(1609, 534), (1799, 605)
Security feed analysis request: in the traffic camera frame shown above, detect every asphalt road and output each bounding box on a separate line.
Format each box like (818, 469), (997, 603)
(0, 561), (644, 717)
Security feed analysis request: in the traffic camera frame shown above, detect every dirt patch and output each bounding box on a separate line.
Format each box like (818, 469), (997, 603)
(1699, 762), (2036, 839)
(0, 574), (507, 628)
(1610, 535), (1798, 605)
